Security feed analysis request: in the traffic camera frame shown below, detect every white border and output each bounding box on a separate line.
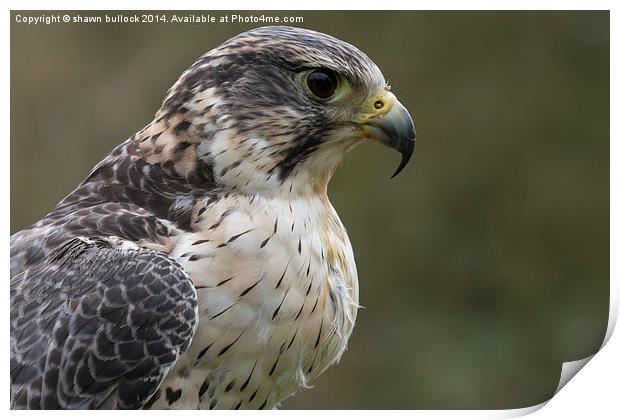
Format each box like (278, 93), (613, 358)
(1, 0), (619, 10)
(3, 1), (616, 418)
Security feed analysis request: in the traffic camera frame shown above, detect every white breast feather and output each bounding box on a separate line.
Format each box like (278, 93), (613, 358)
(155, 191), (358, 409)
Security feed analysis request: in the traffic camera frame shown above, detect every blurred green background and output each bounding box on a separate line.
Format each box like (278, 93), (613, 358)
(10, 11), (609, 409)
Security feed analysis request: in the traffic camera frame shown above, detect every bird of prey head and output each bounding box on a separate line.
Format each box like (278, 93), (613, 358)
(136, 26), (416, 197)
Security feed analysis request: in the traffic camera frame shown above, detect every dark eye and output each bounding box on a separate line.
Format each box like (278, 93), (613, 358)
(306, 69), (338, 99)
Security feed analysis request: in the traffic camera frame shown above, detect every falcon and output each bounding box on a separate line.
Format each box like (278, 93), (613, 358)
(10, 26), (416, 409)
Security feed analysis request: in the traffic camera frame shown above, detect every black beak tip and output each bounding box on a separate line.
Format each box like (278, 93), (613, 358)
(390, 139), (416, 179)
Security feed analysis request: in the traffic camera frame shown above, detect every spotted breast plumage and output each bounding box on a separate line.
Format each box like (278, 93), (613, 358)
(10, 26), (416, 409)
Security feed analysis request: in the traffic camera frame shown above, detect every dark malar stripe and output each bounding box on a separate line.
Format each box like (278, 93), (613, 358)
(276, 129), (328, 180)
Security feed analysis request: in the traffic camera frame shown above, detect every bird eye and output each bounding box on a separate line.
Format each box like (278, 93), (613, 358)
(306, 69), (338, 99)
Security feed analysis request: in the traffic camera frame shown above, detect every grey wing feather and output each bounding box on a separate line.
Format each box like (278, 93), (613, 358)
(10, 237), (198, 409)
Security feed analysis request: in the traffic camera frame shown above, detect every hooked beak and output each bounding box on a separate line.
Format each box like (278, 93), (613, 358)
(360, 98), (416, 178)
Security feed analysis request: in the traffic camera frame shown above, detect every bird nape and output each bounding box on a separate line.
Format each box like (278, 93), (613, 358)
(10, 26), (416, 410)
